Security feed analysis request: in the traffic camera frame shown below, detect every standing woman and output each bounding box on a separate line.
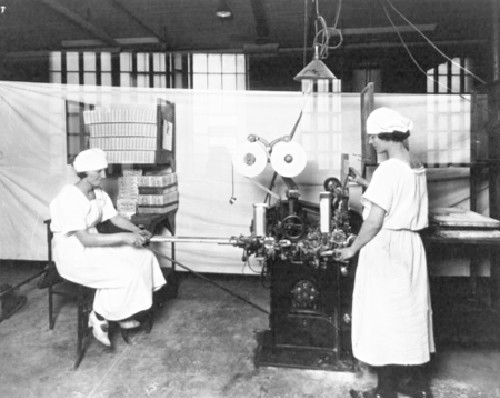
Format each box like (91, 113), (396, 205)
(49, 148), (166, 347)
(338, 108), (435, 398)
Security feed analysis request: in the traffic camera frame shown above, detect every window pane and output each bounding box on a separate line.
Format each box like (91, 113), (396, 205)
(83, 52), (96, 71)
(464, 58), (471, 71)
(153, 53), (166, 71)
(137, 74), (149, 88)
(222, 74), (236, 90)
(174, 53), (183, 70)
(193, 73), (207, 89)
(101, 72), (112, 87)
(222, 54), (235, 72)
(49, 52), (61, 71)
(137, 53), (149, 71)
(153, 75), (166, 88)
(83, 72), (96, 85)
(193, 54), (207, 72)
(121, 72), (132, 87)
(50, 72), (62, 83)
(237, 74), (245, 90)
(67, 102), (81, 113)
(66, 52), (79, 71)
(451, 76), (460, 92)
(451, 58), (460, 74)
(67, 116), (81, 133)
(207, 54), (220, 72)
(67, 136), (81, 156)
(208, 74), (222, 90)
(236, 54), (245, 73)
(67, 72), (79, 84)
(427, 75), (434, 93)
(464, 76), (472, 92)
(438, 62), (447, 75)
(174, 72), (183, 88)
(438, 75), (448, 93)
(101, 53), (111, 71)
(120, 53), (132, 71)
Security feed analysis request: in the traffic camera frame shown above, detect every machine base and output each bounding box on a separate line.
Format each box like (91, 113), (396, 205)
(254, 330), (356, 372)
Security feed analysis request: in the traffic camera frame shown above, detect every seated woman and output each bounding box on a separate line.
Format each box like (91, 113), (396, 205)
(49, 148), (166, 347)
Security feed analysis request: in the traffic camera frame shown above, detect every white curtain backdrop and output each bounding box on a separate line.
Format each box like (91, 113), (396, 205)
(0, 82), (475, 274)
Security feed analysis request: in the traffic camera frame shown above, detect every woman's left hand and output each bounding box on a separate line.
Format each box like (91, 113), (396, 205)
(336, 247), (356, 261)
(138, 229), (152, 240)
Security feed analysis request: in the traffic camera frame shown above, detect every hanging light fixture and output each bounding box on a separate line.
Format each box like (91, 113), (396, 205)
(216, 0), (233, 19)
(294, 0), (343, 92)
(294, 44), (336, 82)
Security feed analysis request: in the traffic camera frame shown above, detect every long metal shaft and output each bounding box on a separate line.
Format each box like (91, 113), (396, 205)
(149, 236), (235, 245)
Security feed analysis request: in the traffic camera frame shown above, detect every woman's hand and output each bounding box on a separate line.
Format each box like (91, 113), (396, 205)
(348, 167), (361, 181)
(138, 229), (153, 240)
(348, 167), (369, 188)
(336, 247), (356, 261)
(124, 232), (148, 247)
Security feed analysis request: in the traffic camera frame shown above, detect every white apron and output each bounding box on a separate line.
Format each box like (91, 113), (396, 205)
(50, 185), (165, 321)
(351, 158), (435, 365)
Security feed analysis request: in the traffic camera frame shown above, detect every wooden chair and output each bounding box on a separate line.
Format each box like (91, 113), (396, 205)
(42, 220), (158, 369)
(43, 219), (96, 370)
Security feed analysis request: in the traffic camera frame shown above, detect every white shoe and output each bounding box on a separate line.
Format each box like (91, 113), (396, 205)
(88, 311), (111, 347)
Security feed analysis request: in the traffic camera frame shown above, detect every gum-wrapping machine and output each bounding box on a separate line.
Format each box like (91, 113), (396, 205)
(151, 176), (361, 371)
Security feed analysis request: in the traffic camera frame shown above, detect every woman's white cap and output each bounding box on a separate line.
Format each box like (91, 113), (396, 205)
(73, 148), (108, 172)
(367, 107), (413, 135)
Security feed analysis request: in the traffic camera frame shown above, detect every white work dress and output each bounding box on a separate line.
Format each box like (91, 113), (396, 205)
(352, 158), (435, 366)
(50, 185), (165, 321)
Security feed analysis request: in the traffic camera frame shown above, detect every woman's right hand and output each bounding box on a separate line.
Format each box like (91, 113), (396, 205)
(348, 167), (369, 188)
(123, 232), (147, 247)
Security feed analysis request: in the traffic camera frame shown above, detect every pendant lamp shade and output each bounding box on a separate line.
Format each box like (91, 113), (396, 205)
(294, 44), (337, 82)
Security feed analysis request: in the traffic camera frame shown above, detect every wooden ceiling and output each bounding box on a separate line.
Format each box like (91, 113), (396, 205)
(0, 0), (492, 56)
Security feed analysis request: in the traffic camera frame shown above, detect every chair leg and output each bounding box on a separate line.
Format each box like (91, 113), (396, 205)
(48, 285), (54, 330)
(120, 327), (130, 344)
(73, 287), (93, 370)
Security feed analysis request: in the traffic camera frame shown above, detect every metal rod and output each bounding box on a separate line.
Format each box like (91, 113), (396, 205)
(149, 236), (235, 245)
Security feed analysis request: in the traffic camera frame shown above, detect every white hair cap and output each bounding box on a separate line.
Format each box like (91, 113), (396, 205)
(366, 107), (413, 135)
(73, 148), (108, 172)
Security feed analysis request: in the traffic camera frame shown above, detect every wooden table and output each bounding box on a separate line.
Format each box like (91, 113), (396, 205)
(422, 233), (500, 309)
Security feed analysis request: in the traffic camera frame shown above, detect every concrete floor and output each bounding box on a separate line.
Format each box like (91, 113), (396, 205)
(0, 262), (499, 398)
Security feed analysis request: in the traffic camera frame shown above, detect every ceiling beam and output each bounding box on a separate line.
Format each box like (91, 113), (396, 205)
(110, 0), (165, 43)
(340, 24), (437, 35)
(38, 0), (120, 47)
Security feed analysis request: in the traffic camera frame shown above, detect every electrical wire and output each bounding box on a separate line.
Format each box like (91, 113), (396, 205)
(148, 246), (270, 314)
(313, 0), (343, 59)
(302, 0), (309, 68)
(378, 0), (473, 104)
(383, 0), (487, 86)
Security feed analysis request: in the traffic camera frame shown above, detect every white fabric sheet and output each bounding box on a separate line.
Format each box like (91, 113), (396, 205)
(0, 82), (474, 275)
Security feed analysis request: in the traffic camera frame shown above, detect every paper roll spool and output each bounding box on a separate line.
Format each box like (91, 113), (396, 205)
(270, 141), (307, 178)
(231, 141), (269, 178)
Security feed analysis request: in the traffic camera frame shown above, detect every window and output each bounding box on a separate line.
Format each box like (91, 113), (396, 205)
(66, 101), (93, 163)
(192, 53), (246, 90)
(50, 50), (247, 163)
(427, 57), (473, 94)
